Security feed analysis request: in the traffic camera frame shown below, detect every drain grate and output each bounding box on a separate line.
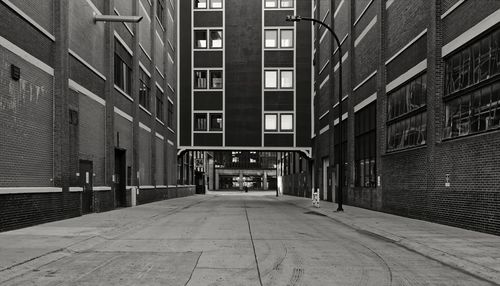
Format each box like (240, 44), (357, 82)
(304, 211), (327, 217)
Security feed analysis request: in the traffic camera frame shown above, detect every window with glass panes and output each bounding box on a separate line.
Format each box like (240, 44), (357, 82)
(210, 113), (223, 131)
(355, 103), (376, 188)
(194, 113), (207, 131)
(167, 100), (174, 128)
(387, 73), (427, 151)
(139, 69), (151, 110)
(156, 88), (164, 122)
(443, 27), (500, 139)
(114, 39), (132, 94)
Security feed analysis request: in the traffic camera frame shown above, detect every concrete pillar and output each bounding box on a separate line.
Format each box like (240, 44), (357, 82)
(215, 171), (220, 190)
(263, 172), (268, 190)
(239, 170), (243, 190)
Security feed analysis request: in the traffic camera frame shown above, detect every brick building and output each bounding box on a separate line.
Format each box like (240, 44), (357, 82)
(281, 0), (500, 235)
(0, 0), (196, 232)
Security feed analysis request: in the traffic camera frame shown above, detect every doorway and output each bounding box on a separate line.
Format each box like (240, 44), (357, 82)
(79, 160), (93, 214)
(114, 148), (127, 207)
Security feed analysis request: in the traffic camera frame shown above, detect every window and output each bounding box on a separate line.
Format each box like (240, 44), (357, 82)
(194, 70), (207, 89)
(443, 27), (500, 139)
(194, 113), (207, 131)
(265, 70), (278, 88)
(280, 0), (293, 8)
(355, 103), (376, 188)
(265, 114), (278, 131)
(210, 30), (223, 48)
(139, 69), (150, 110)
(280, 29), (293, 48)
(265, 30), (278, 48)
(280, 70), (293, 88)
(210, 70), (223, 89)
(265, 0), (277, 8)
(114, 40), (132, 94)
(156, 88), (164, 122)
(210, 0), (222, 8)
(387, 73), (427, 151)
(444, 28), (500, 95)
(210, 113), (223, 130)
(167, 100), (174, 128)
(157, 0), (165, 27)
(194, 0), (207, 9)
(280, 114), (293, 131)
(444, 82), (500, 138)
(194, 30), (207, 48)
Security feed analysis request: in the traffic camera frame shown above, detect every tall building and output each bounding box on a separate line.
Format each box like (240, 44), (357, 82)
(0, 0), (194, 232)
(178, 0), (313, 156)
(282, 0), (500, 235)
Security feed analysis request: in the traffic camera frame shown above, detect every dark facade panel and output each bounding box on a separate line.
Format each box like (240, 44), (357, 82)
(353, 1), (377, 36)
(264, 91), (294, 111)
(194, 91), (223, 110)
(319, 114), (329, 130)
(334, 0), (349, 40)
(139, 48), (152, 67)
(353, 72), (376, 106)
(179, 0), (192, 146)
(386, 34), (427, 84)
(0, 3), (53, 68)
(264, 10), (294, 27)
(353, 25), (379, 86)
(264, 51), (294, 68)
(194, 133), (223, 146)
(194, 51), (223, 67)
(115, 26), (134, 52)
(386, 0), (428, 57)
(442, 1), (500, 46)
(69, 55), (105, 99)
(296, 0), (312, 148)
(225, 0), (262, 147)
(194, 11), (223, 27)
(113, 90), (134, 116)
(264, 134), (293, 147)
(354, 0), (372, 21)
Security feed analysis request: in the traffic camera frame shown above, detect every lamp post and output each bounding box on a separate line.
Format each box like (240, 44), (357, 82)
(286, 15), (344, 212)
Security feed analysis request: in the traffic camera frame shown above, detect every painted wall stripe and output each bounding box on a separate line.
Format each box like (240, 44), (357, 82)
(319, 60), (330, 75)
(319, 110), (329, 120)
(385, 29), (427, 65)
(114, 106), (133, 122)
(334, 51), (349, 72)
(139, 61), (151, 77)
(385, 0), (395, 9)
(0, 187), (62, 194)
(168, 139), (175, 146)
(139, 122), (152, 132)
(441, 0), (466, 19)
(353, 0), (375, 27)
(333, 112), (348, 126)
(353, 70), (377, 91)
(2, 0), (55, 41)
(156, 82), (165, 93)
(69, 79), (106, 106)
(319, 125), (329, 135)
(334, 0), (345, 19)
(442, 8), (500, 57)
(69, 49), (106, 80)
(0, 35), (54, 75)
(139, 0), (152, 23)
(386, 60), (427, 93)
(155, 132), (165, 140)
(319, 75), (330, 90)
(354, 93), (377, 113)
(114, 31), (133, 56)
(354, 16), (377, 47)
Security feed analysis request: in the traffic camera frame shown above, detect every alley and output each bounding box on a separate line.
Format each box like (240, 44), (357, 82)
(0, 193), (495, 286)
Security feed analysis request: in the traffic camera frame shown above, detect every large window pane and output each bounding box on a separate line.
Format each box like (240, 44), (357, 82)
(265, 70), (278, 88)
(194, 30), (207, 48)
(265, 30), (278, 48)
(480, 36), (491, 81)
(281, 0), (293, 8)
(280, 114), (293, 131)
(194, 0), (207, 8)
(210, 30), (223, 48)
(210, 70), (223, 89)
(472, 42), (481, 84)
(492, 82), (500, 128)
(194, 70), (207, 89)
(265, 114), (278, 131)
(210, 0), (222, 8)
(210, 114), (223, 131)
(445, 98), (460, 138)
(194, 113), (207, 131)
(280, 71), (293, 88)
(459, 94), (471, 136)
(461, 48), (471, 89)
(280, 29), (293, 48)
(491, 30), (500, 76)
(265, 0), (277, 8)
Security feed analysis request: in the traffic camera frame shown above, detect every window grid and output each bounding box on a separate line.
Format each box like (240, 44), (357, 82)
(194, 29), (223, 49)
(139, 70), (151, 110)
(264, 28), (294, 49)
(264, 69), (294, 89)
(194, 69), (223, 90)
(194, 0), (223, 9)
(194, 112), (223, 132)
(264, 113), (294, 132)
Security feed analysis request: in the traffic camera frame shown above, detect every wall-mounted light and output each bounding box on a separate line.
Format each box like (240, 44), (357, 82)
(93, 12), (143, 23)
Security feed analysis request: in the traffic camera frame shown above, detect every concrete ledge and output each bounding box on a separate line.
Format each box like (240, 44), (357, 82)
(0, 187), (62, 194)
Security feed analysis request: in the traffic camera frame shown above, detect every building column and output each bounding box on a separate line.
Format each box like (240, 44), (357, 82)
(215, 170), (219, 190)
(263, 172), (268, 190)
(239, 170), (243, 190)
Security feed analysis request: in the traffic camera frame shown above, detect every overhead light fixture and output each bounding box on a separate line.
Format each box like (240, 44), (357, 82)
(93, 12), (143, 23)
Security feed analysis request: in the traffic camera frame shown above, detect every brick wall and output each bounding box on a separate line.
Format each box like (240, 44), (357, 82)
(0, 46), (54, 187)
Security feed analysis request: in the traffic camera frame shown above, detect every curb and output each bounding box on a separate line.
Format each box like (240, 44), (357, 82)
(279, 196), (500, 285)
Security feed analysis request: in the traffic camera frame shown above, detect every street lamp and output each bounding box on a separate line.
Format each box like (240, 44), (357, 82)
(286, 15), (344, 212)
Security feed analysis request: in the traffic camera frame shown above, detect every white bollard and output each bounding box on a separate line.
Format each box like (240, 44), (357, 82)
(312, 188), (320, 208)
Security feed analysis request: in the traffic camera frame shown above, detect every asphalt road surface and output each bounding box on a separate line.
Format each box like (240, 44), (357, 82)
(0, 192), (494, 285)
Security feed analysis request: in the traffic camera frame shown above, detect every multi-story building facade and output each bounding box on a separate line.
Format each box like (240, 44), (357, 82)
(282, 0), (500, 235)
(178, 0), (313, 157)
(0, 0), (195, 232)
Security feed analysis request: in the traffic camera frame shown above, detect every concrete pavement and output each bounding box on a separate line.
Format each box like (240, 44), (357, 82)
(0, 193), (498, 285)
